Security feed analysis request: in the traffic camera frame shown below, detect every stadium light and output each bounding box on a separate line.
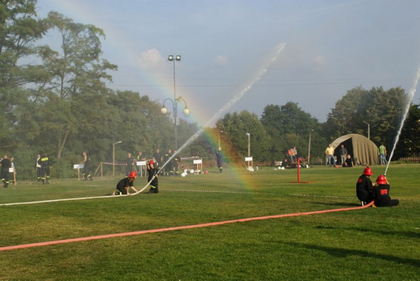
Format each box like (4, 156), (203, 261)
(112, 141), (122, 176)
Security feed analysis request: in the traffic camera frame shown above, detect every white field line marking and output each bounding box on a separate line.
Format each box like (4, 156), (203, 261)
(0, 188), (353, 207)
(165, 189), (354, 199)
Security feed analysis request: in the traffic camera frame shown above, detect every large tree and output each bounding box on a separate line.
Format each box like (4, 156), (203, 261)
(394, 103), (420, 159)
(325, 86), (408, 153)
(324, 86), (365, 139)
(260, 102), (322, 161)
(217, 110), (270, 162)
(0, 0), (48, 150)
(31, 11), (117, 158)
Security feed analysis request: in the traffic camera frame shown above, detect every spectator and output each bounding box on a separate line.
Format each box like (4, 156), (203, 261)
(339, 144), (348, 165)
(325, 144), (336, 167)
(379, 144), (387, 165)
(343, 154), (354, 167)
(292, 147), (298, 163)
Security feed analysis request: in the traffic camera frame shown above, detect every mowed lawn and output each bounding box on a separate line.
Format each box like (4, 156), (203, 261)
(0, 164), (419, 280)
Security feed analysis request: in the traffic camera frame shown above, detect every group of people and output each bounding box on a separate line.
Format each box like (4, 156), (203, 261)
(152, 149), (181, 176)
(123, 149), (182, 178)
(325, 144), (355, 167)
(281, 147), (304, 168)
(326, 143), (388, 167)
(356, 166), (399, 207)
(3, 152), (54, 186)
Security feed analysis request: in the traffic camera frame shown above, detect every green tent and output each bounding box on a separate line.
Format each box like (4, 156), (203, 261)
(332, 134), (379, 166)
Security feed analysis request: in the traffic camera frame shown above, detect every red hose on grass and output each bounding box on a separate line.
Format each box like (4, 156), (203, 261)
(0, 201), (373, 252)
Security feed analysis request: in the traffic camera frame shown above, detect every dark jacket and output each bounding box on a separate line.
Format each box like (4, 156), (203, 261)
(356, 174), (373, 202)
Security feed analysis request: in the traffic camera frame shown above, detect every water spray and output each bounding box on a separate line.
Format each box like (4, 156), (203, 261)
(384, 67), (420, 176)
(134, 43), (287, 195)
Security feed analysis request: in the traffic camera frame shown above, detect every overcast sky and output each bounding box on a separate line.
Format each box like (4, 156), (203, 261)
(35, 0), (420, 126)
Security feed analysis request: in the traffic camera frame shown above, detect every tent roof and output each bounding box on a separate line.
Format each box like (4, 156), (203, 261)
(331, 134), (379, 165)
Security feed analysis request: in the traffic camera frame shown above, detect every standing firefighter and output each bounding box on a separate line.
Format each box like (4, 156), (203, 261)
(173, 150), (181, 176)
(1, 155), (12, 188)
(164, 149), (173, 176)
(216, 147), (224, 173)
(113, 171), (138, 195)
(147, 160), (159, 193)
(81, 151), (93, 181)
(39, 153), (51, 184)
(35, 153), (42, 182)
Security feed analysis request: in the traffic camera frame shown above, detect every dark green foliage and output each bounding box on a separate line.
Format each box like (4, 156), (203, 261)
(217, 110), (270, 162)
(324, 86), (409, 153)
(396, 104), (420, 157)
(260, 102), (326, 162)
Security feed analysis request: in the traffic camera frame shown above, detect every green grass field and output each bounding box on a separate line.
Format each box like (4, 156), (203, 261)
(0, 164), (419, 280)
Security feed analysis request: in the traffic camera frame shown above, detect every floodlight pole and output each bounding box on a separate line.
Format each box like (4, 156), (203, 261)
(308, 129), (314, 165)
(112, 141), (122, 176)
(363, 121), (370, 140)
(246, 133), (251, 166)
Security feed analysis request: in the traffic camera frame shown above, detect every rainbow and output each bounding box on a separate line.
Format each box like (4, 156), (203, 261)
(37, 0), (284, 190)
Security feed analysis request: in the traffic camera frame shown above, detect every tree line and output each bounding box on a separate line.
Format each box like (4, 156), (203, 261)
(1, 1), (419, 180)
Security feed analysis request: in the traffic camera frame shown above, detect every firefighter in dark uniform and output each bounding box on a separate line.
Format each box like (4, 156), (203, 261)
(39, 153), (51, 184)
(164, 149), (173, 176)
(136, 151), (146, 176)
(147, 160), (159, 193)
(356, 166), (374, 205)
(113, 171), (138, 195)
(125, 152), (134, 177)
(81, 151), (93, 180)
(35, 153), (42, 182)
(152, 149), (162, 169)
(173, 150), (181, 176)
(372, 175), (399, 207)
(216, 147), (224, 173)
(1, 155), (12, 188)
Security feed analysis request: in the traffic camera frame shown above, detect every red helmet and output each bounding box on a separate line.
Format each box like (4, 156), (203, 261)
(376, 174), (387, 185)
(129, 171), (137, 178)
(363, 166), (372, 176)
(149, 160), (154, 165)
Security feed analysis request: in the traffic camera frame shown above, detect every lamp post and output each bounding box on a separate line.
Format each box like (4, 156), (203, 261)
(246, 133), (251, 166)
(162, 54), (191, 150)
(218, 130), (223, 148)
(112, 141), (122, 176)
(161, 96), (190, 150)
(307, 129), (314, 165)
(363, 121), (370, 140)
